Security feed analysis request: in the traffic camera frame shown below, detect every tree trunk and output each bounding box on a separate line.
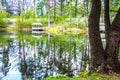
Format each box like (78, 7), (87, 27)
(89, 0), (120, 73)
(105, 8), (120, 72)
(104, 0), (110, 42)
(75, 0), (78, 17)
(88, 0), (105, 70)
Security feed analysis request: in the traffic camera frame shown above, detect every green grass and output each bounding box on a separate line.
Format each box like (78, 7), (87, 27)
(44, 71), (120, 80)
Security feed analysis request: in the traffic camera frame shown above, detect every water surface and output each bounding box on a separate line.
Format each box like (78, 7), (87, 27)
(0, 31), (90, 80)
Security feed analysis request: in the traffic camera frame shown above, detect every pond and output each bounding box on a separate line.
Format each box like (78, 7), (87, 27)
(0, 31), (90, 80)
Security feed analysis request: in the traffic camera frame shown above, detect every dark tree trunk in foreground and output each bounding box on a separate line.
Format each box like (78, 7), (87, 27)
(105, 8), (120, 72)
(104, 0), (110, 42)
(88, 0), (105, 70)
(89, 0), (120, 73)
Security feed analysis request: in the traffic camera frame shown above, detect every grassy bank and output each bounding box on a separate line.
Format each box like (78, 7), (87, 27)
(2, 18), (87, 34)
(45, 71), (120, 80)
(24, 71), (120, 80)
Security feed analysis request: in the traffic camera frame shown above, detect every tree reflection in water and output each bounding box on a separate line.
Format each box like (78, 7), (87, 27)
(0, 31), (90, 80)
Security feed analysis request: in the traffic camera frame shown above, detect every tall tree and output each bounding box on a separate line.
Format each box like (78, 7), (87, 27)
(105, 8), (120, 72)
(88, 0), (105, 70)
(89, 0), (120, 73)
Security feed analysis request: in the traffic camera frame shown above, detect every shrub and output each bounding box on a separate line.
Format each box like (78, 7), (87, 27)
(39, 18), (54, 26)
(0, 10), (10, 18)
(0, 18), (8, 28)
(71, 21), (86, 29)
(39, 15), (68, 24)
(20, 9), (35, 19)
(15, 18), (36, 28)
(0, 10), (10, 28)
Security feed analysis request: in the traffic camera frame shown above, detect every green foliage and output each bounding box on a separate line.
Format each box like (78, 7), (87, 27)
(15, 9), (36, 28)
(48, 0), (88, 18)
(55, 16), (69, 23)
(62, 19), (87, 29)
(21, 9), (35, 19)
(88, 73), (110, 80)
(15, 18), (36, 28)
(40, 15), (68, 24)
(0, 18), (8, 28)
(37, 0), (45, 16)
(38, 16), (54, 25)
(0, 10), (10, 18)
(72, 21), (86, 29)
(109, 1), (120, 22)
(0, 10), (10, 27)
(45, 71), (118, 80)
(0, 31), (13, 46)
(79, 71), (89, 77)
(78, 71), (110, 80)
(10, 15), (19, 18)
(45, 75), (69, 80)
(39, 18), (48, 25)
